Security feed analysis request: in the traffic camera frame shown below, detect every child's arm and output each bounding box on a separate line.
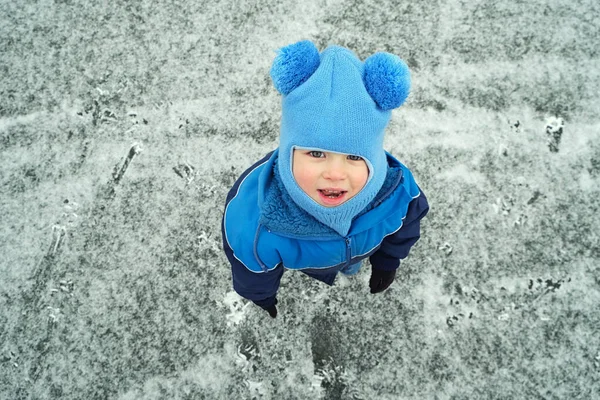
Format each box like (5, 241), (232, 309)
(368, 188), (429, 291)
(222, 231), (283, 311)
(221, 152), (283, 317)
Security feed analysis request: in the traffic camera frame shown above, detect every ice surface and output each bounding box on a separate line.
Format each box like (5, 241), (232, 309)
(1, 0), (599, 398)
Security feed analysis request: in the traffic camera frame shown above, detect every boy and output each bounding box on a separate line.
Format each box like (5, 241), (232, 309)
(222, 41), (429, 318)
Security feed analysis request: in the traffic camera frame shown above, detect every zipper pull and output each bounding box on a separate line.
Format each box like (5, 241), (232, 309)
(345, 237), (351, 263)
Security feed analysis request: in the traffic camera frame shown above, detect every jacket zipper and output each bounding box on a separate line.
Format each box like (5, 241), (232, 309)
(265, 227), (353, 269)
(345, 237), (352, 266)
(254, 224), (269, 272)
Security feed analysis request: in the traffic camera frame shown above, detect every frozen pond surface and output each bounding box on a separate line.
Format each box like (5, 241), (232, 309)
(1, 0), (599, 398)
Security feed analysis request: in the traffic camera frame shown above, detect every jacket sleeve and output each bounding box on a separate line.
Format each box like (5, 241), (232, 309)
(222, 233), (283, 308)
(369, 187), (429, 271)
(221, 152), (282, 309)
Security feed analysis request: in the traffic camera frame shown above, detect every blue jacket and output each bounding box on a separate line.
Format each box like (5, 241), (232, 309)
(221, 150), (429, 308)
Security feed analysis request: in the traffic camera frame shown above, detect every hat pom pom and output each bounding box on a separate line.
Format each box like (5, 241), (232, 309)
(363, 53), (411, 111)
(270, 40), (320, 95)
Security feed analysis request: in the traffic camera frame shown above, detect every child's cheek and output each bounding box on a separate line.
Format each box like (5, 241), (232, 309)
(352, 163), (369, 191)
(293, 169), (315, 194)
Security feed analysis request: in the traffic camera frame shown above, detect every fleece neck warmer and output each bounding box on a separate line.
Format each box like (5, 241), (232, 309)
(260, 155), (403, 238)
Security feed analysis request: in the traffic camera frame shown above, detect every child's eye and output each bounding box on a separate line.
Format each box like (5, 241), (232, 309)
(308, 151), (325, 158)
(347, 155), (363, 161)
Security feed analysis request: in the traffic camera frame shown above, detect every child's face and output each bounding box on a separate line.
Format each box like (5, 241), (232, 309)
(292, 149), (369, 207)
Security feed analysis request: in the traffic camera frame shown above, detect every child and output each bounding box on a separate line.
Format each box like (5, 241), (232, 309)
(222, 41), (429, 318)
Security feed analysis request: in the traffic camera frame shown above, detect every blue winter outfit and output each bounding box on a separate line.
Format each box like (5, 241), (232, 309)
(221, 41), (429, 314)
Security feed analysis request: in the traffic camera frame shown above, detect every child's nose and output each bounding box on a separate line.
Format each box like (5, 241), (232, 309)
(323, 158), (347, 180)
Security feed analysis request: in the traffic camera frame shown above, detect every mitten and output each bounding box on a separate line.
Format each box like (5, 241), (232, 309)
(264, 302), (278, 318)
(253, 297), (278, 318)
(369, 268), (396, 294)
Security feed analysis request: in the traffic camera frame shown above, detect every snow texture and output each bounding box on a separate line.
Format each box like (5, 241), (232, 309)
(1, 0), (600, 399)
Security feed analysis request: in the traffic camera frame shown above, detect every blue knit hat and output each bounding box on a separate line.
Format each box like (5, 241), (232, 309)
(270, 40), (410, 236)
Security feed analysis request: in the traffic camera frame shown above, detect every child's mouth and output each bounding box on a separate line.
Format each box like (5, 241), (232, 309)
(318, 189), (348, 205)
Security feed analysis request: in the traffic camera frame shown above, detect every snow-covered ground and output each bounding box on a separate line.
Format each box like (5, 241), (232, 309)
(1, 0), (599, 398)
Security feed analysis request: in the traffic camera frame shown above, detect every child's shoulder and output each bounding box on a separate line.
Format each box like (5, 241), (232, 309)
(226, 152), (275, 200)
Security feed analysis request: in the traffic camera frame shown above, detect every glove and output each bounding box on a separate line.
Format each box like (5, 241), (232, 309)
(253, 297), (278, 318)
(264, 302), (278, 318)
(369, 268), (396, 294)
